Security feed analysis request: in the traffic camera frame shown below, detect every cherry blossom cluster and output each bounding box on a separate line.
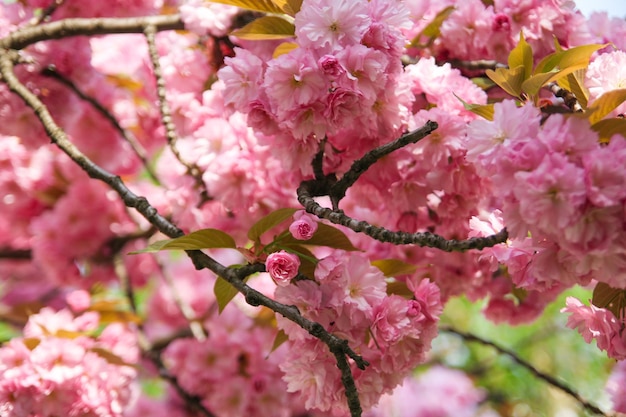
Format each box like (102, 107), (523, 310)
(275, 251), (442, 415)
(0, 296), (138, 417)
(218, 0), (414, 175)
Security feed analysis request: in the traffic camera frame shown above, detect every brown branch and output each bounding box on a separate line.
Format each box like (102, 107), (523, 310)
(41, 65), (161, 184)
(144, 25), (211, 205)
(546, 82), (584, 113)
(0, 247), (32, 260)
(0, 48), (366, 417)
(441, 326), (612, 417)
(0, 14), (184, 50)
(297, 122), (508, 252)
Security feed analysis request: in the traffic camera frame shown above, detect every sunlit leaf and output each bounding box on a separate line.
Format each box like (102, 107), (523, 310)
(208, 0), (284, 14)
(592, 282), (626, 320)
(556, 68), (588, 108)
(23, 337), (41, 350)
(97, 310), (142, 324)
(410, 6), (455, 47)
(90, 347), (136, 367)
(231, 16), (295, 40)
(585, 89), (626, 124)
(455, 93), (495, 120)
(272, 0), (301, 15)
(130, 229), (236, 253)
(273, 41), (298, 58)
(508, 32), (533, 81)
(372, 259), (417, 277)
(590, 118), (626, 143)
(270, 329), (289, 353)
(486, 66), (525, 98)
(386, 280), (413, 298)
(558, 43), (608, 69)
(521, 71), (558, 97)
(248, 208), (298, 242)
(280, 222), (360, 251)
(214, 276), (239, 313)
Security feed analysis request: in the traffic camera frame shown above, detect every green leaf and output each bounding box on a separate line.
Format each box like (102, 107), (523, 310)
(386, 280), (414, 298)
(90, 347), (136, 367)
(558, 43), (608, 69)
(231, 16), (295, 40)
(248, 208), (298, 242)
(214, 276), (239, 313)
(521, 71), (558, 97)
(592, 282), (626, 320)
(280, 222), (360, 251)
(508, 32), (533, 81)
(454, 93), (494, 120)
(410, 6), (455, 47)
(486, 66), (525, 98)
(130, 229), (236, 253)
(556, 68), (588, 108)
(273, 41), (299, 58)
(585, 89), (626, 124)
(270, 329), (289, 353)
(372, 259), (417, 277)
(590, 118), (626, 143)
(208, 0), (284, 14)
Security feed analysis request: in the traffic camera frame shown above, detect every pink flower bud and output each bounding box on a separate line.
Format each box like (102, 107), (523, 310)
(289, 210), (318, 240)
(66, 289), (91, 313)
(266, 251), (300, 286)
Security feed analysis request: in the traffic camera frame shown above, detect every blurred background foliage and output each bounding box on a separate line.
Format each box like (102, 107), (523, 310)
(429, 286), (615, 416)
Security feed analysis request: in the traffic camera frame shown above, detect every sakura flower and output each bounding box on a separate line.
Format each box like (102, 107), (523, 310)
(289, 210), (318, 240)
(295, 0), (371, 53)
(561, 297), (626, 359)
(586, 50), (626, 117)
(266, 251), (301, 286)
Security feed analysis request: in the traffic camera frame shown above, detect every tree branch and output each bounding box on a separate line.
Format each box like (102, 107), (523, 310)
(297, 123), (508, 252)
(0, 48), (366, 417)
(441, 326), (611, 417)
(0, 14), (184, 50)
(41, 65), (161, 184)
(144, 25), (211, 205)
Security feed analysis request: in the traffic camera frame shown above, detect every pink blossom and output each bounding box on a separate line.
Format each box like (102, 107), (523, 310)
(289, 210), (318, 240)
(295, 0), (371, 52)
(513, 153), (587, 233)
(180, 0), (238, 36)
(266, 251), (301, 286)
(561, 297), (626, 359)
(606, 360), (626, 413)
(219, 48), (266, 113)
(365, 366), (487, 417)
(66, 290), (91, 313)
(586, 50), (626, 117)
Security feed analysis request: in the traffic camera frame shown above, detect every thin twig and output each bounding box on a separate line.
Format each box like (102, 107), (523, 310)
(0, 49), (366, 417)
(441, 326), (611, 417)
(0, 247), (32, 260)
(157, 258), (207, 341)
(144, 25), (211, 205)
(41, 65), (161, 184)
(28, 0), (66, 26)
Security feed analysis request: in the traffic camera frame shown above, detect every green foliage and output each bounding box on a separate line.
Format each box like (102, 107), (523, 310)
(435, 287), (614, 416)
(247, 207), (298, 242)
(130, 228), (236, 253)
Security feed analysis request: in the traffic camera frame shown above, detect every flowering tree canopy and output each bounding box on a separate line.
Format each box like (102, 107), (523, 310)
(0, 0), (625, 416)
